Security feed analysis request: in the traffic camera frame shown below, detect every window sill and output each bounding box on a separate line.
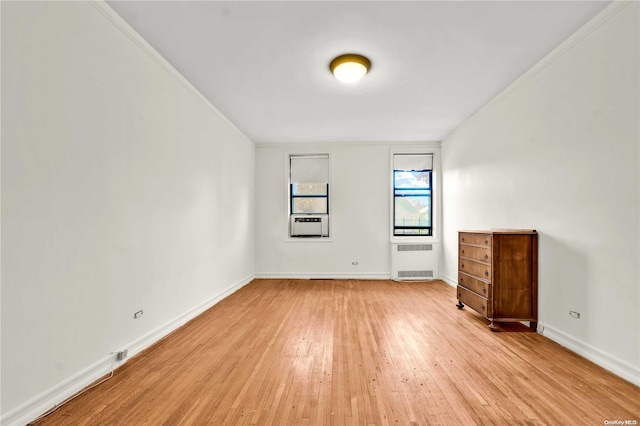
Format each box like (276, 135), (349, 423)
(285, 237), (333, 243)
(390, 236), (439, 244)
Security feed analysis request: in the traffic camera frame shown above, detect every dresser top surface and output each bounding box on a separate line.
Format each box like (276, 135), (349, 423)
(459, 229), (537, 235)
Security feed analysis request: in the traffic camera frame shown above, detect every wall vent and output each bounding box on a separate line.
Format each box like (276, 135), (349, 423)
(397, 244), (432, 252)
(398, 270), (434, 278)
(391, 243), (438, 281)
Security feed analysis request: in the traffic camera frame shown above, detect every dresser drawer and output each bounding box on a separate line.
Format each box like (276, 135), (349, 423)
(459, 259), (492, 281)
(459, 245), (491, 263)
(459, 233), (492, 248)
(457, 286), (491, 317)
(458, 272), (490, 297)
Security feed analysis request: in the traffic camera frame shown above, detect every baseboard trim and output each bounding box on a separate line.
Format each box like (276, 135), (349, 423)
(254, 273), (456, 283)
(435, 273), (639, 387)
(541, 323), (640, 387)
(2, 275), (255, 426)
(440, 273), (457, 288)
(255, 272), (390, 280)
(1, 354), (118, 426)
(125, 275), (254, 360)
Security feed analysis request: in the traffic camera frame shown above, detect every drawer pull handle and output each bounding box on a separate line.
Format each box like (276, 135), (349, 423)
(484, 271), (489, 277)
(458, 292), (461, 298)
(461, 249), (465, 255)
(484, 240), (489, 245)
(484, 254), (489, 260)
(461, 237), (465, 242)
(481, 305), (485, 311)
(459, 277), (464, 283)
(461, 263), (465, 268)
(482, 287), (486, 294)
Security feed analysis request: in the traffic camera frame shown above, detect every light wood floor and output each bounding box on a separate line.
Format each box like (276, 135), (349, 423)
(33, 279), (640, 425)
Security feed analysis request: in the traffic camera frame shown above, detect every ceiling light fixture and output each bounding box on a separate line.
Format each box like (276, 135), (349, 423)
(329, 54), (371, 84)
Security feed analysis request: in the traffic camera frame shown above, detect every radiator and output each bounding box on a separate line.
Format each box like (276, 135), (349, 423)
(391, 243), (438, 281)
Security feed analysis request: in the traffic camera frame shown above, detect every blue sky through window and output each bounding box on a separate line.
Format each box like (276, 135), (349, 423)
(394, 171), (430, 189)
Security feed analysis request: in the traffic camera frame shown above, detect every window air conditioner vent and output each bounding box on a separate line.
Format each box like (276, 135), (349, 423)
(397, 244), (432, 252)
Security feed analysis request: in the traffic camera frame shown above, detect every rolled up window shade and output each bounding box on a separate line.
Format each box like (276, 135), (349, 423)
(290, 154), (329, 183)
(393, 154), (433, 171)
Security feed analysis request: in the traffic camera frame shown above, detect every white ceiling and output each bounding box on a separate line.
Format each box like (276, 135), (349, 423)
(107, 1), (611, 144)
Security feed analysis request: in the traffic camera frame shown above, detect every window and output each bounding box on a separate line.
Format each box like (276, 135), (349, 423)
(393, 154), (433, 236)
(289, 154), (329, 214)
(289, 154), (330, 237)
(291, 183), (328, 214)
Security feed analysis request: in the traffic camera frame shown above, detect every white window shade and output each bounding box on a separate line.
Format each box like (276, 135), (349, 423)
(290, 154), (329, 183)
(393, 154), (433, 171)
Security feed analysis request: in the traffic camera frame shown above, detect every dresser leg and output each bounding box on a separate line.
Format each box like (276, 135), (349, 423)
(530, 321), (538, 332)
(456, 301), (464, 309)
(488, 321), (499, 332)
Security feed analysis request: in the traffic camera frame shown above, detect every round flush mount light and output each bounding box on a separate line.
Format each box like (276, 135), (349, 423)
(329, 54), (371, 84)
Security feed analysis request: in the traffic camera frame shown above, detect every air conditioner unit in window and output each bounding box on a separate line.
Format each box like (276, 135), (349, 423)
(290, 214), (329, 237)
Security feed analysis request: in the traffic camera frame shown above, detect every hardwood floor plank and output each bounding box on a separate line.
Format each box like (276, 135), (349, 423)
(31, 279), (640, 425)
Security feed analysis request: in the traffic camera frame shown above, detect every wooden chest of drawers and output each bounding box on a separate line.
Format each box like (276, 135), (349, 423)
(456, 230), (538, 331)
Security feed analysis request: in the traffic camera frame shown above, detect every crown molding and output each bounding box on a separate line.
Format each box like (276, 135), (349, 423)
(442, 0), (634, 145)
(89, 1), (254, 146)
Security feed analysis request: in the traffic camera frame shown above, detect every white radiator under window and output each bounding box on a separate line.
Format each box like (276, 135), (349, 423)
(391, 243), (438, 281)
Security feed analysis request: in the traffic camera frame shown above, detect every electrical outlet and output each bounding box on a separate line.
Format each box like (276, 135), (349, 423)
(134, 310), (143, 319)
(569, 311), (581, 319)
(116, 349), (128, 361)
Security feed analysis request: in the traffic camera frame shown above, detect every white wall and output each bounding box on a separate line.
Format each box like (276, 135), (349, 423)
(1, 2), (255, 423)
(255, 142), (440, 278)
(441, 2), (639, 385)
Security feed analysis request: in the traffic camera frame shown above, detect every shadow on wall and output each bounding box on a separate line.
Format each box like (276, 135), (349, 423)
(539, 232), (589, 339)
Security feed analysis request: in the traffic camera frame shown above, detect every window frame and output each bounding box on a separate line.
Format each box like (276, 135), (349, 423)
(392, 170), (432, 236)
(390, 149), (440, 243)
(290, 183), (329, 215)
(288, 153), (331, 240)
